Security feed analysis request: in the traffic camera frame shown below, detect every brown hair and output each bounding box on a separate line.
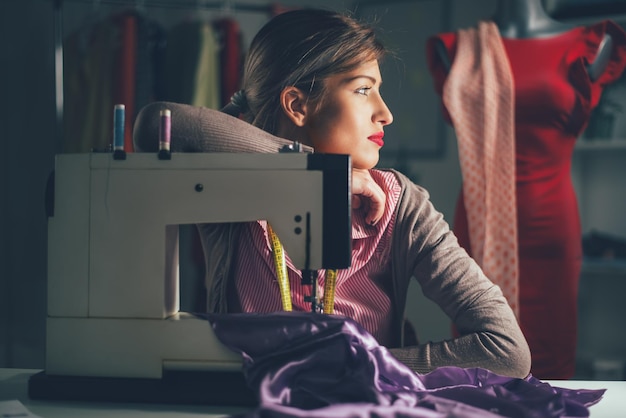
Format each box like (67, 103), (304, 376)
(229, 8), (387, 135)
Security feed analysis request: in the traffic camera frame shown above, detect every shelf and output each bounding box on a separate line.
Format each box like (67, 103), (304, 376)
(557, 13), (626, 26)
(581, 258), (626, 275)
(575, 138), (626, 151)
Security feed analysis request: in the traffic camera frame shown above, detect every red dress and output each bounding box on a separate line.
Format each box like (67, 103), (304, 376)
(427, 20), (626, 379)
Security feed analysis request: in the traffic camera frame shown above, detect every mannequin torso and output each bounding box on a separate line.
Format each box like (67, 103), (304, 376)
(434, 0), (612, 81)
(426, 0), (626, 380)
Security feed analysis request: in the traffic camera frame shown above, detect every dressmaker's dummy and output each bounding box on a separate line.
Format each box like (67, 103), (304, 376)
(434, 1), (614, 78)
(426, 0), (626, 379)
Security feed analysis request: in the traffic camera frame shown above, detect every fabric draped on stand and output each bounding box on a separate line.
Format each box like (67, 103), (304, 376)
(427, 19), (626, 379)
(441, 22), (519, 316)
(207, 312), (604, 418)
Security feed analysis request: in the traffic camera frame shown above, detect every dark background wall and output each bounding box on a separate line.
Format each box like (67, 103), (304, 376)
(1, 0), (58, 368)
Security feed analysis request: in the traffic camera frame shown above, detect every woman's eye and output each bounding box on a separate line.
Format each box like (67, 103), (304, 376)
(356, 87), (371, 96)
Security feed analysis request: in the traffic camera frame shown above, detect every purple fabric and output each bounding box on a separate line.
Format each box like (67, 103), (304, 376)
(207, 312), (604, 417)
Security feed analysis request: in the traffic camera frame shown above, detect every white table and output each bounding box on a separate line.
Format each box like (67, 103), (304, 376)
(544, 379), (626, 417)
(2, 369), (625, 417)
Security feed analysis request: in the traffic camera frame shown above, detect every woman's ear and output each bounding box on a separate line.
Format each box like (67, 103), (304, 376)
(280, 86), (309, 127)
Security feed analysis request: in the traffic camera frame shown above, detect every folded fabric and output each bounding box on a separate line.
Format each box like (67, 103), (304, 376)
(207, 312), (604, 417)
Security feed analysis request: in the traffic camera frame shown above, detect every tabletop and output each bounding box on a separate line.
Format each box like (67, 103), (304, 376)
(2, 368), (625, 417)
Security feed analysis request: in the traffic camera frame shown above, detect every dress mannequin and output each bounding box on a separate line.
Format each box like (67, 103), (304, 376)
(434, 0), (613, 81)
(426, 0), (626, 379)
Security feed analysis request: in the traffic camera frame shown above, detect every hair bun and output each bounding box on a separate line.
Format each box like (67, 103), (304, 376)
(230, 90), (248, 112)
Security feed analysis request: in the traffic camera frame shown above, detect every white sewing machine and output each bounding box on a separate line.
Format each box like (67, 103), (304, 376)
(29, 150), (351, 404)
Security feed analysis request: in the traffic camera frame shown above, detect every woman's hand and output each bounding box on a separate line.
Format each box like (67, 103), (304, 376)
(351, 169), (386, 226)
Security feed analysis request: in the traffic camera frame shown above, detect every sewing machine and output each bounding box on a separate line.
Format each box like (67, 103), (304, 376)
(29, 149), (351, 405)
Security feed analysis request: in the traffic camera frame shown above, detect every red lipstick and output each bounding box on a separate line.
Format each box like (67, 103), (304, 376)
(368, 132), (385, 147)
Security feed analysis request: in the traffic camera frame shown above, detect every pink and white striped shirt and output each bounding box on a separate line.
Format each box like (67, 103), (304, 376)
(229, 169), (402, 345)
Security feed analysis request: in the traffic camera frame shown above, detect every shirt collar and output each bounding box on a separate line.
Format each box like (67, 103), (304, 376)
(351, 209), (379, 240)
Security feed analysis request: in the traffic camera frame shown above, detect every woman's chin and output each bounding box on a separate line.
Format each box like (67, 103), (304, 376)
(353, 156), (379, 170)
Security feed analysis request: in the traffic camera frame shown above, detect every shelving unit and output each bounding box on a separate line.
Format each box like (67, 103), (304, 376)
(575, 138), (626, 151)
(581, 258), (626, 275)
(569, 14), (626, 380)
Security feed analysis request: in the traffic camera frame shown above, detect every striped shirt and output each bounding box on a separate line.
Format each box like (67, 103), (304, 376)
(229, 170), (402, 346)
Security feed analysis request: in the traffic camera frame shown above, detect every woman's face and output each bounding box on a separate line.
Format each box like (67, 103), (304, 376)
(304, 59), (393, 169)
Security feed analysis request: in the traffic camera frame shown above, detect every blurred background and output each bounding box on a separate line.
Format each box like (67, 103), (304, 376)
(1, 0), (625, 380)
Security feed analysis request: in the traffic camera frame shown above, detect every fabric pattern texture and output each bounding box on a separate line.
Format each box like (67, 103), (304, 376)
(441, 21), (519, 316)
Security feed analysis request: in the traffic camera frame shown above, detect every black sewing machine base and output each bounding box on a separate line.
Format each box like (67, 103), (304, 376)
(27, 369), (257, 406)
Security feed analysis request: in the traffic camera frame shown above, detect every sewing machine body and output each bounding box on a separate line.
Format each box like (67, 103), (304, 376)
(43, 152), (350, 380)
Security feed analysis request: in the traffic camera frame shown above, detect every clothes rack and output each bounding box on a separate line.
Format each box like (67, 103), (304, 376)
(55, 0), (274, 13)
(52, 0), (278, 151)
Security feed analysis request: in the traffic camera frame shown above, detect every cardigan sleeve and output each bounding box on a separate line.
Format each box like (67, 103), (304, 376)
(133, 101), (312, 153)
(387, 170), (531, 379)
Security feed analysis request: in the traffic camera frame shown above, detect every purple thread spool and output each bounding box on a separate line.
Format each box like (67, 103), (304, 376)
(158, 109), (172, 160)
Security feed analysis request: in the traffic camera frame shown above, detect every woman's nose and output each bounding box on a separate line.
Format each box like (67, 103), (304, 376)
(375, 96), (393, 126)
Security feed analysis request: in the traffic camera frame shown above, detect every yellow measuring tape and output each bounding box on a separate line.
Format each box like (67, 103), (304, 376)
(267, 223), (337, 314)
(322, 269), (337, 314)
(267, 223), (292, 311)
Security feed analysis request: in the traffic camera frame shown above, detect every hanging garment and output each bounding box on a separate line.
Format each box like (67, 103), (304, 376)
(113, 12), (138, 152)
(427, 20), (626, 379)
(63, 15), (118, 152)
(64, 10), (163, 153)
(439, 21), (519, 318)
(214, 17), (243, 108)
(164, 20), (221, 109)
(134, 14), (167, 123)
(207, 312), (605, 418)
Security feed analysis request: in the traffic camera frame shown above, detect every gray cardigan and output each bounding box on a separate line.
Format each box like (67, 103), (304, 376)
(384, 169), (530, 378)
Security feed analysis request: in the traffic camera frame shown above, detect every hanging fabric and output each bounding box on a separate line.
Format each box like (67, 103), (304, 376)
(114, 11), (138, 152)
(63, 8), (165, 153)
(214, 17), (242, 108)
(441, 21), (519, 317)
(63, 14), (118, 152)
(163, 19), (221, 109)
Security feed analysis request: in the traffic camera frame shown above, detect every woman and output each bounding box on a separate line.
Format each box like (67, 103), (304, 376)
(217, 8), (530, 379)
(136, 8), (531, 379)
